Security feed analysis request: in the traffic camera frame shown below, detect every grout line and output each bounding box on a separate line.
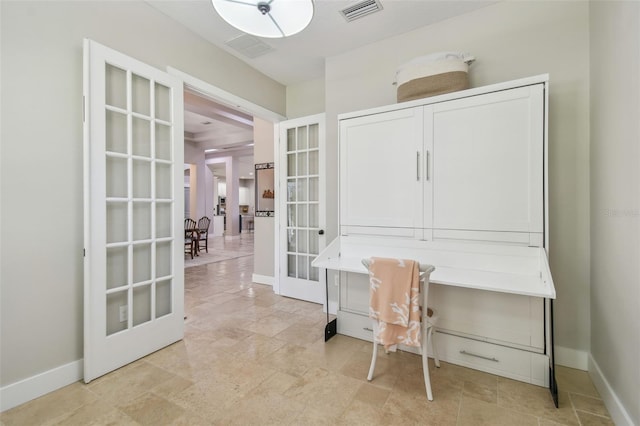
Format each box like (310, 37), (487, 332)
(574, 408), (613, 421)
(455, 389), (464, 425)
(568, 392), (584, 426)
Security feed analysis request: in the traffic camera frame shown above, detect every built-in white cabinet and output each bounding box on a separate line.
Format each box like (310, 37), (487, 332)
(340, 80), (545, 246)
(325, 75), (555, 389)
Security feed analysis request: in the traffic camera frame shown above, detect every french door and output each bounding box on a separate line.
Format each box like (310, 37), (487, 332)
(278, 114), (326, 304)
(83, 39), (184, 382)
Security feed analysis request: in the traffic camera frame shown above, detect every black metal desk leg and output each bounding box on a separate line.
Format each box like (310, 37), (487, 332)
(549, 298), (558, 408)
(324, 268), (337, 341)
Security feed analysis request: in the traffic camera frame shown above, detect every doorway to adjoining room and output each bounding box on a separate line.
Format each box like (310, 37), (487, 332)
(182, 88), (256, 267)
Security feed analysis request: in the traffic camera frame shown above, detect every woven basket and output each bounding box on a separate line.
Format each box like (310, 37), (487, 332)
(396, 53), (474, 103)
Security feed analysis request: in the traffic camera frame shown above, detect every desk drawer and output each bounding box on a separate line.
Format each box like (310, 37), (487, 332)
(434, 332), (548, 387)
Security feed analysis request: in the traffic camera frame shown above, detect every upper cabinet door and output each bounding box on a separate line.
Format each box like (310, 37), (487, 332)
(340, 107), (424, 238)
(430, 85), (544, 239)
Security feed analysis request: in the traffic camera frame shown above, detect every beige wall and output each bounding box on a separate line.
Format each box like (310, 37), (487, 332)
(286, 78), (325, 119)
(184, 141), (215, 220)
(589, 2), (640, 425)
(0, 0), (285, 387)
(253, 117), (275, 278)
(184, 140), (207, 220)
(322, 1), (591, 362)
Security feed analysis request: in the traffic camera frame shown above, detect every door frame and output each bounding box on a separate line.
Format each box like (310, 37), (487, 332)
(167, 68), (286, 292)
(168, 67), (285, 123)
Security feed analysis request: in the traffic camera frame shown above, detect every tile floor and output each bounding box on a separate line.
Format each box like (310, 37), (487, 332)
(1, 235), (614, 425)
(184, 232), (254, 268)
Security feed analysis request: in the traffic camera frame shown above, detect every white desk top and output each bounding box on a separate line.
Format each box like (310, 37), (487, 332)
(312, 235), (555, 299)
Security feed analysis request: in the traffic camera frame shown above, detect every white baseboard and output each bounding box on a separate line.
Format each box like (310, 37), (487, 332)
(589, 354), (635, 426)
(0, 360), (83, 412)
(555, 345), (588, 370)
(252, 274), (274, 286)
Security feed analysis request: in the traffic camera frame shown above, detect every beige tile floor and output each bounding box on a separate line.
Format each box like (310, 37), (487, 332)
(1, 235), (613, 425)
(184, 232), (255, 268)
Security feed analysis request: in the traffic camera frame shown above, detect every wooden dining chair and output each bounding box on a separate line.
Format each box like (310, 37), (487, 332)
(184, 218), (197, 259)
(197, 216), (211, 253)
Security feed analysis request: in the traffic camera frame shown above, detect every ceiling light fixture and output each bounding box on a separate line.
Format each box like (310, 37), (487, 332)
(211, 0), (314, 38)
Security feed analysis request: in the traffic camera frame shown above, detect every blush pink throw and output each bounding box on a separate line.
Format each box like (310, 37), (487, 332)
(368, 257), (421, 351)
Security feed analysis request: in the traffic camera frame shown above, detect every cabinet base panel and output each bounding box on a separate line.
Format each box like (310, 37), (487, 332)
(337, 310), (549, 388)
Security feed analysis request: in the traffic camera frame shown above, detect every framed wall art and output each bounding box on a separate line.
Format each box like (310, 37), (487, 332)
(255, 162), (275, 217)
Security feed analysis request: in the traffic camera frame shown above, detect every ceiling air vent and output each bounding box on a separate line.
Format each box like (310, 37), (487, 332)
(340, 0), (383, 22)
(225, 34), (273, 59)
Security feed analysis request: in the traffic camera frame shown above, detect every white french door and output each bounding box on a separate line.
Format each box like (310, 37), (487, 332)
(83, 39), (184, 382)
(278, 114), (326, 304)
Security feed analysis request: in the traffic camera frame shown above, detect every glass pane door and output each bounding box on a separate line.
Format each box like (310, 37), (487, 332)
(84, 39), (184, 382)
(286, 124), (321, 282)
(279, 114), (325, 304)
(104, 63), (175, 335)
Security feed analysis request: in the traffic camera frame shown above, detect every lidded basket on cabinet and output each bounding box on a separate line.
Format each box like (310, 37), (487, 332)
(396, 52), (475, 102)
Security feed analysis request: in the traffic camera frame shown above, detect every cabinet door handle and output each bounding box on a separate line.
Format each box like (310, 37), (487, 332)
(426, 150), (430, 181)
(416, 151), (420, 181)
(460, 350), (499, 362)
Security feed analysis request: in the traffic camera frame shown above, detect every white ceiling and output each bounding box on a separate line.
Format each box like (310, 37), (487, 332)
(171, 0), (495, 179)
(147, 0), (495, 86)
(184, 89), (254, 151)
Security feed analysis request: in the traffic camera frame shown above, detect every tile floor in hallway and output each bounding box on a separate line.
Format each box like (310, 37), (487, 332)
(184, 233), (255, 268)
(1, 236), (614, 425)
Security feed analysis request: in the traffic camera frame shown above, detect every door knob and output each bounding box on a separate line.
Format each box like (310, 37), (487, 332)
(318, 229), (324, 235)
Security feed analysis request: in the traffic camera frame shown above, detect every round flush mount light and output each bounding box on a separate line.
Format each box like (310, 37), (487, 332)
(211, 0), (314, 38)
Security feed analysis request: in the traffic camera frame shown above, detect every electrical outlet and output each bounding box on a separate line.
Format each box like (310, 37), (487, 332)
(119, 305), (127, 323)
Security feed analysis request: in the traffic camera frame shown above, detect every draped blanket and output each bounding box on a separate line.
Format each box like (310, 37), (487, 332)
(368, 257), (421, 351)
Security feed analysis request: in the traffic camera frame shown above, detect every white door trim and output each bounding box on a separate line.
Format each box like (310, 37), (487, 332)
(273, 122), (282, 295)
(167, 68), (285, 293)
(166, 67), (286, 122)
